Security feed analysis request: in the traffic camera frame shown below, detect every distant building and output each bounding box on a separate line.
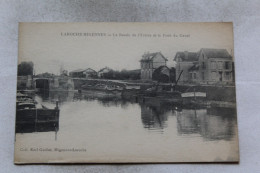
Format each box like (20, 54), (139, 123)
(69, 68), (97, 78)
(69, 69), (85, 78)
(98, 67), (112, 78)
(174, 48), (234, 84)
(61, 70), (68, 76)
(174, 51), (198, 83)
(84, 68), (97, 78)
(140, 52), (168, 80)
(152, 66), (170, 83)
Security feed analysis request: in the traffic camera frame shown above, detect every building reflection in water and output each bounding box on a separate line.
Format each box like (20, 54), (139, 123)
(36, 91), (237, 141)
(37, 90), (75, 104)
(139, 97), (236, 141)
(176, 109), (201, 134)
(140, 98), (173, 131)
(176, 107), (237, 141)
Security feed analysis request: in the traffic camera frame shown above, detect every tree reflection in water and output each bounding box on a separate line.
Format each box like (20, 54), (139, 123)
(37, 91), (237, 141)
(138, 96), (236, 141)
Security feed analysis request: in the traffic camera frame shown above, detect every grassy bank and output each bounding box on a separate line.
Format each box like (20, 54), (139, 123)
(73, 78), (236, 103)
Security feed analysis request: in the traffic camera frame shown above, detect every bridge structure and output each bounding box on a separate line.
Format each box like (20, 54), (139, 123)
(34, 77), (75, 91)
(17, 76), (75, 91)
(18, 76), (154, 91)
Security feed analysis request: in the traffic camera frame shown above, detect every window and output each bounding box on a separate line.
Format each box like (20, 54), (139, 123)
(202, 62), (206, 69)
(194, 73), (196, 79)
(211, 72), (217, 81)
(217, 62), (223, 69)
(225, 62), (230, 69)
(190, 73), (192, 79)
(219, 71), (223, 81)
(225, 72), (230, 80)
(202, 72), (205, 80)
(211, 61), (216, 69)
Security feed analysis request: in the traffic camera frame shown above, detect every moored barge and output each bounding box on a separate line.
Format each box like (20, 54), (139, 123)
(16, 92), (60, 133)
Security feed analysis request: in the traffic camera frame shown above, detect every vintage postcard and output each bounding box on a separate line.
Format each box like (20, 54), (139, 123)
(15, 22), (239, 163)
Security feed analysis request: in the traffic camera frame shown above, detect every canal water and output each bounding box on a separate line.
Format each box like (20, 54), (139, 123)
(15, 91), (239, 162)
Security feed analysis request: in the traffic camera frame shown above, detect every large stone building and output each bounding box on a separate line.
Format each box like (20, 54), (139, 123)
(140, 52), (168, 80)
(174, 48), (234, 84)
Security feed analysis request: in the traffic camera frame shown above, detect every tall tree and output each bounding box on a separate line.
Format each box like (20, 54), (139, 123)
(18, 61), (34, 76)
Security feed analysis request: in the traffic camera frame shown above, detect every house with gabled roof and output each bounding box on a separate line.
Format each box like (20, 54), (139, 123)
(197, 48), (233, 84)
(188, 62), (199, 82)
(69, 68), (97, 78)
(174, 48), (234, 84)
(174, 51), (198, 83)
(69, 69), (85, 78)
(97, 67), (112, 78)
(140, 52), (168, 80)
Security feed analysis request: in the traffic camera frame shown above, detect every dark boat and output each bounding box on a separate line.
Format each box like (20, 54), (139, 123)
(15, 92), (60, 133)
(16, 93), (36, 105)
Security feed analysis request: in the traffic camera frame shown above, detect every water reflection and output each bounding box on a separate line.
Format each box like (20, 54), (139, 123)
(140, 98), (236, 141)
(176, 109), (201, 135)
(37, 91), (237, 141)
(139, 98), (174, 131)
(200, 108), (237, 141)
(140, 103), (169, 131)
(37, 90), (75, 104)
(176, 108), (236, 141)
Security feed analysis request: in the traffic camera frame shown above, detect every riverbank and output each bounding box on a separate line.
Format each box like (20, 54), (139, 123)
(18, 77), (236, 107)
(73, 78), (236, 103)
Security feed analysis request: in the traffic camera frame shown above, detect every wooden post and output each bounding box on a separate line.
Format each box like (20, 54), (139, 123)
(193, 87), (196, 101)
(55, 128), (58, 141)
(35, 109), (38, 132)
(55, 100), (59, 110)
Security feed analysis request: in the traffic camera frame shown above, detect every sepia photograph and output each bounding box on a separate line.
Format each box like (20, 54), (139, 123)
(15, 22), (239, 163)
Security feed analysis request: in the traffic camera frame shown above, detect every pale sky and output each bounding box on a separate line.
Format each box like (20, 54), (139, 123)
(19, 23), (233, 75)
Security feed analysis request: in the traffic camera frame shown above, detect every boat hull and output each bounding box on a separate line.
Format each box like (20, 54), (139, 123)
(16, 108), (60, 133)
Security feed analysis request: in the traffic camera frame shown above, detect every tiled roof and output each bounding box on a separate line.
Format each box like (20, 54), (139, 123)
(70, 68), (96, 73)
(174, 51), (198, 62)
(200, 48), (232, 59)
(153, 65), (170, 76)
(140, 52), (168, 61)
(98, 67), (112, 73)
(69, 69), (85, 73)
(85, 68), (96, 73)
(174, 49), (232, 62)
